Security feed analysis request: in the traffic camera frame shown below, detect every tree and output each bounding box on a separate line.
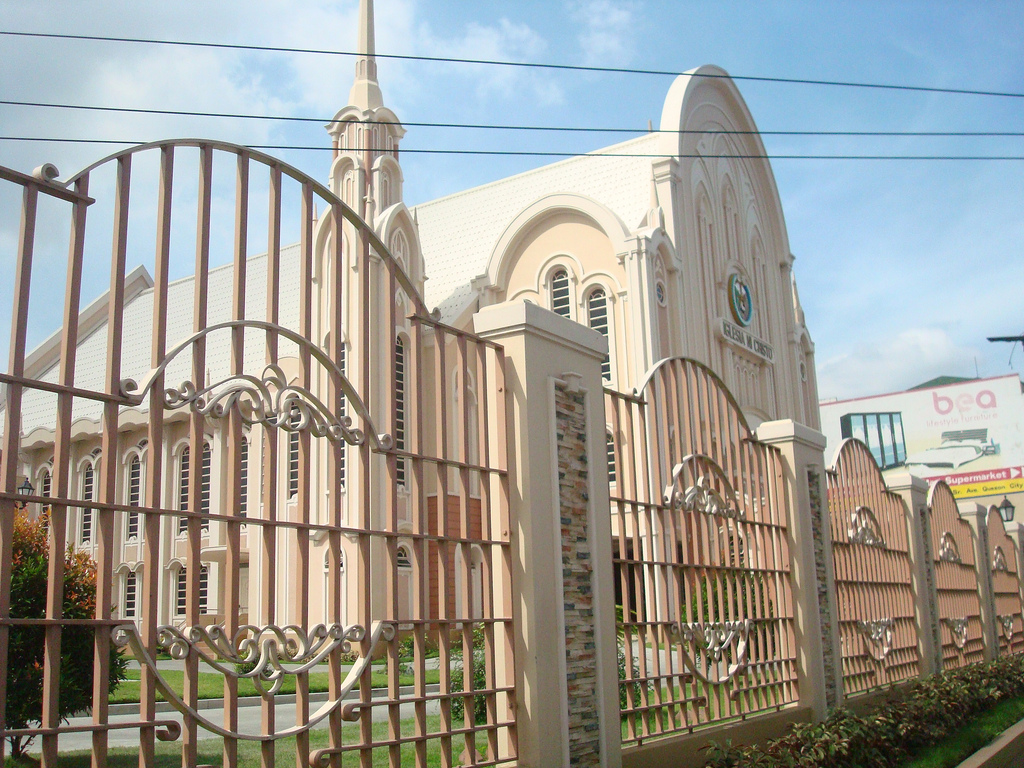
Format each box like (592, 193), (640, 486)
(5, 510), (128, 759)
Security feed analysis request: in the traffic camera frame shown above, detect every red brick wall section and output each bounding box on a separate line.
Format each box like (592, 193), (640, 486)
(555, 383), (601, 767)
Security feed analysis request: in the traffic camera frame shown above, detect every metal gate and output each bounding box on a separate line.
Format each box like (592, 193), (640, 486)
(605, 357), (797, 744)
(0, 142), (516, 767)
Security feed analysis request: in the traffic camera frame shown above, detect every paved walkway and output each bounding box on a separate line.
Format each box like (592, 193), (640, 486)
(32, 657), (444, 754)
(41, 687), (441, 753)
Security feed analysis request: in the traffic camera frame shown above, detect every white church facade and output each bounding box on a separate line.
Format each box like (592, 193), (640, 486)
(11, 0), (819, 633)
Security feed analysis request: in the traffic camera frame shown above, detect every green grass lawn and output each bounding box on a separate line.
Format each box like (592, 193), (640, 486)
(47, 716), (493, 768)
(903, 694), (1024, 768)
(112, 668), (442, 705)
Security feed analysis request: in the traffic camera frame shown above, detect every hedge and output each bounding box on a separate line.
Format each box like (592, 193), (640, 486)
(704, 654), (1024, 768)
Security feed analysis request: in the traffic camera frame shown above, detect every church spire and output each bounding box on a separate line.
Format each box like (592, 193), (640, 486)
(348, 0), (384, 111)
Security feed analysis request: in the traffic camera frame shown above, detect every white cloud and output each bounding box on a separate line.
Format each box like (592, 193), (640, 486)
(570, 0), (640, 67)
(817, 328), (981, 402)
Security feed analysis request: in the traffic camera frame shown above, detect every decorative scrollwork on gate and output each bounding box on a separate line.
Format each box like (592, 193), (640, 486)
(848, 506), (886, 549)
(671, 619), (751, 684)
(161, 364), (367, 447)
(120, 320), (391, 451)
(664, 454), (742, 520)
(941, 617), (969, 650)
(855, 618), (894, 662)
(938, 532), (962, 564)
(998, 614), (1016, 641)
(993, 546), (1009, 573)
(113, 620), (396, 741)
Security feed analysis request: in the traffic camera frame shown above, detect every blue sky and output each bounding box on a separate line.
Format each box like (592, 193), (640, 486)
(0, 0), (1022, 399)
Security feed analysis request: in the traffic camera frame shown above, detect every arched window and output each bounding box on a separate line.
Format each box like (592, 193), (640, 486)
(124, 571), (137, 618)
(587, 288), (611, 381)
(550, 268), (571, 318)
(397, 545), (412, 570)
(395, 337), (407, 487)
(40, 468), (51, 500)
(80, 462), (94, 544)
(126, 455), (141, 541)
(177, 446), (190, 535)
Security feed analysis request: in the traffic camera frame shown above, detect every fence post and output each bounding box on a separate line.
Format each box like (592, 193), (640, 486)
(889, 474), (941, 675)
(755, 420), (841, 718)
(474, 302), (621, 768)
(963, 502), (998, 660)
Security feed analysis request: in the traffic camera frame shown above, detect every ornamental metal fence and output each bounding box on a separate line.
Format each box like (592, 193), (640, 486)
(605, 357), (797, 745)
(826, 439), (919, 697)
(928, 481), (985, 669)
(0, 144), (516, 768)
(985, 508), (1024, 657)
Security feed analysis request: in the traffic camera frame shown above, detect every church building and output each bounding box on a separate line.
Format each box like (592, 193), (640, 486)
(11, 0), (819, 631)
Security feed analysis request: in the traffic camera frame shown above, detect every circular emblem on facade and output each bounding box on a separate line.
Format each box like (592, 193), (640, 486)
(728, 274), (753, 327)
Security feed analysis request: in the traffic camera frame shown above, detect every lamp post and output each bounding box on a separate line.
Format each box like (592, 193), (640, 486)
(15, 478), (34, 511)
(997, 496), (1015, 524)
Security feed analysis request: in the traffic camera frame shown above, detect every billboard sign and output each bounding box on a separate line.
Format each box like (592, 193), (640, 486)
(819, 375), (1024, 500)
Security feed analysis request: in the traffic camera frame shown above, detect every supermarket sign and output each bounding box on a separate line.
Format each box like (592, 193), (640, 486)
(925, 465), (1024, 500)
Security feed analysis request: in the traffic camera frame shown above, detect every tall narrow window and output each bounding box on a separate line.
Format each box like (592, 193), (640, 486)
(550, 268), (571, 318)
(606, 432), (617, 486)
(176, 568), (187, 615)
(81, 463), (94, 544)
(40, 469), (51, 500)
(395, 337), (407, 487)
(126, 455), (141, 540)
(588, 288), (611, 381)
(177, 446), (190, 535)
(239, 440), (248, 517)
(338, 344), (347, 491)
(124, 571), (137, 618)
(199, 565), (209, 614)
(288, 407), (300, 498)
(200, 442), (212, 532)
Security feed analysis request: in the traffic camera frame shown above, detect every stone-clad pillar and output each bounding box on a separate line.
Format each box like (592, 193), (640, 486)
(889, 474), (941, 675)
(475, 302), (621, 768)
(755, 420), (841, 717)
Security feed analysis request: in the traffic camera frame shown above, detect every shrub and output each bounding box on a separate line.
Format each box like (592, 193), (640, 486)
(450, 625), (488, 725)
(5, 511), (129, 759)
(703, 655), (1024, 768)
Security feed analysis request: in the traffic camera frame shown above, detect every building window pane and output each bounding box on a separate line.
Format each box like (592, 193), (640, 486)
(338, 344), (347, 491)
(127, 456), (141, 540)
(397, 546), (412, 569)
(288, 408), (300, 498)
(551, 269), (571, 318)
(587, 288), (611, 381)
(395, 337), (407, 487)
(176, 569), (187, 615)
(199, 565), (209, 614)
(239, 440), (248, 518)
(81, 464), (94, 544)
(200, 442), (211, 531)
(607, 432), (617, 486)
(177, 446), (190, 535)
(124, 571), (137, 618)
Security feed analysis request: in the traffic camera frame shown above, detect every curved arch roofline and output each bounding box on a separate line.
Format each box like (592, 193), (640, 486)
(485, 193), (630, 290)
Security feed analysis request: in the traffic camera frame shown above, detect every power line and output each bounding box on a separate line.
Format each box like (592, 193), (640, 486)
(3, 30), (1024, 100)
(2, 98), (1023, 138)
(3, 136), (1022, 160)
